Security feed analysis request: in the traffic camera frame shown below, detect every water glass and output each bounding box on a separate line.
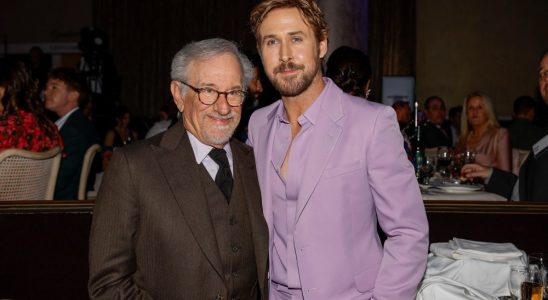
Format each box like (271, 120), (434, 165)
(528, 253), (547, 300)
(509, 265), (529, 299)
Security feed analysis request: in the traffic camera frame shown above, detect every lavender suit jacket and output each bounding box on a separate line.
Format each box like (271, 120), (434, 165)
(247, 79), (429, 300)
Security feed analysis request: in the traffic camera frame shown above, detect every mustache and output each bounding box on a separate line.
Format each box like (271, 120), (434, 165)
(274, 61), (305, 74)
(206, 111), (237, 120)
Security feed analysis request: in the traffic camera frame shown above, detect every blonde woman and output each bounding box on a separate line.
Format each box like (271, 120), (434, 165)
(457, 91), (511, 172)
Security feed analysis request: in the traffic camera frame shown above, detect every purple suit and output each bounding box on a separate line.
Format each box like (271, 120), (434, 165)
(247, 79), (429, 299)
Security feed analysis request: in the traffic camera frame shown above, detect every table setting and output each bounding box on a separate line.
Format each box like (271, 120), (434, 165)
(416, 147), (507, 201)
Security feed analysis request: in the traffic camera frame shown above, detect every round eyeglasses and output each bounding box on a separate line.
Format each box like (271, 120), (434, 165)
(178, 81), (246, 107)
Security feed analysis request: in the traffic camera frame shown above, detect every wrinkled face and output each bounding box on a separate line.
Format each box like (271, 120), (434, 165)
(171, 53), (243, 148)
(539, 54), (548, 103)
(44, 78), (76, 116)
(257, 7), (327, 97)
(424, 98), (446, 125)
(466, 96), (488, 128)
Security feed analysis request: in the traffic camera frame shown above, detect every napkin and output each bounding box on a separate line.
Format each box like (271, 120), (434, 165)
(450, 238), (523, 261)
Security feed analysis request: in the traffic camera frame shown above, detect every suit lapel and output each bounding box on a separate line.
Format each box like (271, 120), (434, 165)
(152, 123), (224, 278)
(295, 85), (343, 224)
(231, 140), (269, 295)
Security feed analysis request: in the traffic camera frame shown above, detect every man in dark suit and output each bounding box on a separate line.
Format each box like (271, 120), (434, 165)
(421, 96), (453, 148)
(88, 38), (269, 299)
(462, 50), (548, 201)
(44, 68), (99, 199)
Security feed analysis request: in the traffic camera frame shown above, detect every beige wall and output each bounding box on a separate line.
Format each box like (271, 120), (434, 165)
(416, 0), (548, 117)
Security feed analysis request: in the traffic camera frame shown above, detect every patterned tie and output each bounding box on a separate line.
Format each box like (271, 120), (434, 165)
(209, 148), (233, 202)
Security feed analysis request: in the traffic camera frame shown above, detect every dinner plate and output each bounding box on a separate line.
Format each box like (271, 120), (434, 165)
(436, 183), (483, 194)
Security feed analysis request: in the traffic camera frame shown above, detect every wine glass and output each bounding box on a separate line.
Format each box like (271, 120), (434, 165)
(509, 265), (528, 299)
(437, 147), (453, 178)
(462, 149), (476, 164)
(419, 156), (435, 185)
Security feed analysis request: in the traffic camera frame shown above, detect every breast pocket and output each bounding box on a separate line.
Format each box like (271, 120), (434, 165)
(323, 161), (364, 178)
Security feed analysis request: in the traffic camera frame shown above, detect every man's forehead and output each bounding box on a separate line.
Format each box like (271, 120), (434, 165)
(47, 78), (65, 85)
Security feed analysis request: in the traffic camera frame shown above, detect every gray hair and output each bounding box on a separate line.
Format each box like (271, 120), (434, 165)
(170, 38), (253, 92)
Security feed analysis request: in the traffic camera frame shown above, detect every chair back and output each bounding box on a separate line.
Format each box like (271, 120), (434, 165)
(0, 147), (62, 200)
(78, 144), (101, 200)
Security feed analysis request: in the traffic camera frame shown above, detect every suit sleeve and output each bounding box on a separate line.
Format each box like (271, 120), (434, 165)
(367, 107), (429, 299)
(88, 150), (153, 300)
(485, 168), (517, 199)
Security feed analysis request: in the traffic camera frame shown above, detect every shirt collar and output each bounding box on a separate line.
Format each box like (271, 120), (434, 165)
(187, 131), (233, 164)
(55, 107), (79, 129)
(275, 77), (330, 126)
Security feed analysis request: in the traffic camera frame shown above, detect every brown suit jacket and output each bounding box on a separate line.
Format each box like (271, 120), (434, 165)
(88, 123), (269, 299)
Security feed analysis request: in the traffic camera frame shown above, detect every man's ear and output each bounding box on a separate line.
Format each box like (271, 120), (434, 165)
(68, 90), (80, 105)
(318, 34), (328, 59)
(170, 81), (184, 112)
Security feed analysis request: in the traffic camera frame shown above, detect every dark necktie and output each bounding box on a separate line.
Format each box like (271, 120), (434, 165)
(209, 148), (233, 201)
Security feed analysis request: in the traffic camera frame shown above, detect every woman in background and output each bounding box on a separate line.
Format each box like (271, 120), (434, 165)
(325, 46), (372, 99)
(102, 105), (138, 170)
(0, 61), (62, 151)
(457, 91), (511, 172)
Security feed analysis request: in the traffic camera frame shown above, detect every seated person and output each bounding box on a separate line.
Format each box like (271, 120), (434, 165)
(145, 104), (175, 139)
(421, 96), (453, 148)
(0, 61), (62, 151)
(466, 50), (548, 201)
(508, 95), (544, 150)
(457, 91), (511, 172)
(44, 68), (99, 199)
(325, 46), (372, 99)
(392, 101), (413, 159)
(102, 105), (139, 170)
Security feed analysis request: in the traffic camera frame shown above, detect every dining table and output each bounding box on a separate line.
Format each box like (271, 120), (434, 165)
(419, 182), (507, 201)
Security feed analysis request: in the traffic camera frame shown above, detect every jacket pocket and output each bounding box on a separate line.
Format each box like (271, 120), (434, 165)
(323, 161), (364, 178)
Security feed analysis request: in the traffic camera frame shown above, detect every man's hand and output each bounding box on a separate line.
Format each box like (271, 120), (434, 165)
(461, 163), (491, 179)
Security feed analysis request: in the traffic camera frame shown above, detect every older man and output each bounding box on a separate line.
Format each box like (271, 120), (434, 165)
(247, 0), (429, 299)
(88, 38), (268, 299)
(463, 50), (548, 201)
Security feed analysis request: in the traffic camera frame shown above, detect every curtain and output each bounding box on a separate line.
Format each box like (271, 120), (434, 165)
(92, 0), (257, 118)
(368, 0), (415, 102)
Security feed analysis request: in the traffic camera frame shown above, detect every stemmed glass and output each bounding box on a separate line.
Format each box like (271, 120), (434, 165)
(437, 147), (453, 178)
(419, 156), (435, 185)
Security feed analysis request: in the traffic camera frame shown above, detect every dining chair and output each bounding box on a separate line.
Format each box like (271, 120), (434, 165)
(78, 144), (101, 200)
(0, 147), (62, 200)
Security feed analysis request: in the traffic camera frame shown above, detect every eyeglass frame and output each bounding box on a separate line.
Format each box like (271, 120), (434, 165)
(176, 80), (247, 107)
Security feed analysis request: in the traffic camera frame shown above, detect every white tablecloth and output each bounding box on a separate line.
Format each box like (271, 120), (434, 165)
(422, 190), (507, 201)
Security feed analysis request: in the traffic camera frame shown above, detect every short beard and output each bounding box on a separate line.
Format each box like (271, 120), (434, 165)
(202, 112), (239, 146)
(270, 61), (318, 97)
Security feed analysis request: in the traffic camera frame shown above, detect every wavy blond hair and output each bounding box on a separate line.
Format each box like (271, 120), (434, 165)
(460, 91), (500, 141)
